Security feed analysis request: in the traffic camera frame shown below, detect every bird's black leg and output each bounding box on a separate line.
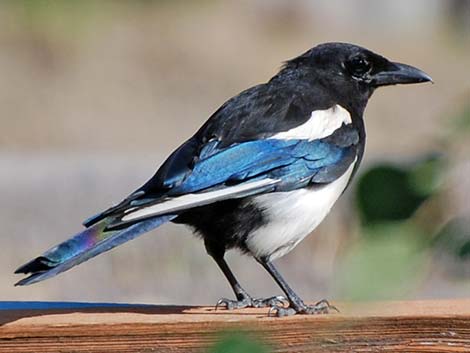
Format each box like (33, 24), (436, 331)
(206, 242), (287, 310)
(211, 255), (288, 310)
(257, 257), (337, 317)
(212, 255), (251, 309)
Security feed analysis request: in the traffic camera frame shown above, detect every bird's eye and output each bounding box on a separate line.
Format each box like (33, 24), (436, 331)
(346, 56), (372, 78)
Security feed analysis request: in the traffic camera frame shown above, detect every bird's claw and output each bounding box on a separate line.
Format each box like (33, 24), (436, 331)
(252, 295), (289, 308)
(215, 297), (250, 310)
(310, 299), (339, 313)
(268, 305), (297, 317)
(268, 298), (338, 317)
(215, 296), (336, 317)
(215, 295), (289, 311)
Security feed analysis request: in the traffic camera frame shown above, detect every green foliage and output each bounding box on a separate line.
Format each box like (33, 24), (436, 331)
(407, 154), (444, 197)
(3, 0), (213, 39)
(433, 218), (470, 261)
(342, 154), (447, 299)
(208, 332), (269, 353)
(335, 222), (427, 300)
(356, 155), (443, 227)
(4, 0), (101, 39)
(356, 165), (425, 224)
(345, 99), (470, 296)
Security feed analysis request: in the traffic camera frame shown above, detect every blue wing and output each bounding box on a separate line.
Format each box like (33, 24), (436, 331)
(141, 123), (359, 194)
(102, 124), (359, 229)
(172, 137), (353, 194)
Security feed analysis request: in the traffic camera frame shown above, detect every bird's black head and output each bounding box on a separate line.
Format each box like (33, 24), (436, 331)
(281, 42), (432, 112)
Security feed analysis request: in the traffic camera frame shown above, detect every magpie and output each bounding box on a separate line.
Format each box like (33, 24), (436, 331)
(15, 42), (432, 316)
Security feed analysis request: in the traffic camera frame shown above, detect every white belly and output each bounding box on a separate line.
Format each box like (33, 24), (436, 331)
(246, 161), (355, 260)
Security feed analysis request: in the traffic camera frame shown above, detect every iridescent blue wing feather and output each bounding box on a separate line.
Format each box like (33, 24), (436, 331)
(109, 125), (359, 228)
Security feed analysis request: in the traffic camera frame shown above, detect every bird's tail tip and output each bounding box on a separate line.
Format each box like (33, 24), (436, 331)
(14, 215), (174, 287)
(14, 256), (53, 274)
(14, 277), (31, 286)
(14, 256), (55, 286)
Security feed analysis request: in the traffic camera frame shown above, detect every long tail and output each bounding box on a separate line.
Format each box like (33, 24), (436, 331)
(15, 215), (175, 286)
(15, 177), (279, 286)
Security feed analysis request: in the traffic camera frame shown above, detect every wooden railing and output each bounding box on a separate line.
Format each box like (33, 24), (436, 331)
(1, 299), (469, 352)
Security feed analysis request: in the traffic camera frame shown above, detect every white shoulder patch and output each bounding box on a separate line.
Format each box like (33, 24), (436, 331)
(271, 104), (352, 140)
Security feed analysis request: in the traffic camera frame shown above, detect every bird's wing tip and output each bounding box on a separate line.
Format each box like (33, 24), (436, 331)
(82, 213), (103, 228)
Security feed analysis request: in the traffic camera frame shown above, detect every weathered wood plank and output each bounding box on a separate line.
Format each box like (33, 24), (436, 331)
(1, 300), (469, 352)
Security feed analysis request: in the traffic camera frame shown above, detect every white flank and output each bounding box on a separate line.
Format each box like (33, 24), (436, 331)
(272, 104), (352, 140)
(246, 160), (356, 260)
(121, 178), (279, 222)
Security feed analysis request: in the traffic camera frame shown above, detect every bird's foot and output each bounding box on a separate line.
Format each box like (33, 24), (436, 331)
(215, 297), (252, 310)
(215, 295), (288, 310)
(252, 295), (289, 308)
(269, 299), (338, 317)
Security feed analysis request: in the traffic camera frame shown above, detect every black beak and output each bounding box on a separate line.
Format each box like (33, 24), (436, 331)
(371, 62), (433, 87)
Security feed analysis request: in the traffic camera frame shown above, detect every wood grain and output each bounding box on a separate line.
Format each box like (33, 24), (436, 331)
(1, 299), (469, 352)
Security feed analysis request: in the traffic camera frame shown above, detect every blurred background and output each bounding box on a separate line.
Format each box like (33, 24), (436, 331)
(1, 0), (469, 307)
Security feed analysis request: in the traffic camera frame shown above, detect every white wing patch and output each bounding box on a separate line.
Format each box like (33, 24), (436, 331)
(121, 178), (279, 223)
(272, 104), (352, 140)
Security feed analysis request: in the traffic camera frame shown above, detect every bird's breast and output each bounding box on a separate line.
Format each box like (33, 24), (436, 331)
(246, 160), (355, 260)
